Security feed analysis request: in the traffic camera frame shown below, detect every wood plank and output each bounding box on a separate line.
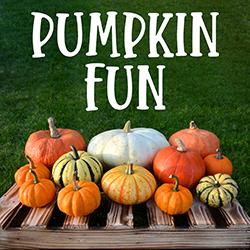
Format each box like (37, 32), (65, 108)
(21, 200), (56, 229)
(105, 201), (133, 229)
(0, 184), (22, 229)
(63, 216), (89, 230)
(146, 198), (174, 229)
(219, 199), (250, 228)
(187, 197), (215, 228)
(0, 229), (249, 249)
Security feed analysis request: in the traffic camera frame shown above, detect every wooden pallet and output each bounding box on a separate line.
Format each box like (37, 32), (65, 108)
(0, 184), (249, 249)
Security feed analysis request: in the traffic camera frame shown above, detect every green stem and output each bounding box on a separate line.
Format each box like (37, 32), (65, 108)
(126, 163), (134, 175)
(70, 145), (80, 160)
(189, 121), (198, 129)
(25, 155), (35, 170)
(29, 169), (39, 184)
(215, 149), (223, 159)
(48, 117), (61, 138)
(73, 171), (80, 191)
(123, 120), (131, 133)
(169, 175), (179, 192)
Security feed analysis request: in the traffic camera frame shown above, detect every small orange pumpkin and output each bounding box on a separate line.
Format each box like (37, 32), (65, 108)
(19, 169), (56, 208)
(155, 175), (193, 215)
(204, 149), (233, 175)
(57, 173), (101, 217)
(15, 155), (51, 187)
(25, 117), (86, 168)
(169, 121), (220, 158)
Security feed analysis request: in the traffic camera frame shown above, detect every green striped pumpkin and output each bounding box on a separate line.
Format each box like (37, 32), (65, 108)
(196, 173), (238, 208)
(52, 145), (103, 187)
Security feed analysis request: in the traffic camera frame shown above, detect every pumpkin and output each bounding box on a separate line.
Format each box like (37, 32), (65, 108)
(25, 117), (86, 168)
(196, 173), (238, 208)
(155, 175), (193, 215)
(52, 145), (103, 187)
(101, 163), (157, 205)
(15, 155), (51, 187)
(57, 172), (101, 217)
(19, 169), (56, 208)
(204, 149), (233, 175)
(169, 121), (220, 158)
(87, 120), (169, 169)
(153, 138), (205, 188)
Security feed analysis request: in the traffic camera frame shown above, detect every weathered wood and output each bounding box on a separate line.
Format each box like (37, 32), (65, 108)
(0, 184), (22, 229)
(0, 229), (249, 249)
(146, 198), (174, 229)
(21, 200), (56, 229)
(219, 199), (250, 228)
(63, 216), (89, 230)
(105, 201), (133, 229)
(187, 197), (215, 228)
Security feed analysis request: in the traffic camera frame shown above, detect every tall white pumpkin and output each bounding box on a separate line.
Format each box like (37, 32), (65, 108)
(87, 121), (169, 169)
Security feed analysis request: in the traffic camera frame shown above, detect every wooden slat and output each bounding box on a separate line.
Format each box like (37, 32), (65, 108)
(105, 202), (133, 229)
(63, 216), (89, 230)
(21, 200), (56, 229)
(146, 198), (174, 229)
(219, 199), (250, 228)
(0, 184), (22, 229)
(187, 197), (215, 228)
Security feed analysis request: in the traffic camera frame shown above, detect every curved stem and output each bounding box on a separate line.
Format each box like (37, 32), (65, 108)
(29, 169), (39, 184)
(70, 145), (80, 160)
(25, 155), (35, 170)
(169, 175), (179, 192)
(123, 120), (131, 133)
(73, 171), (80, 191)
(189, 121), (198, 129)
(215, 149), (223, 159)
(48, 117), (61, 138)
(126, 163), (134, 175)
(175, 138), (186, 152)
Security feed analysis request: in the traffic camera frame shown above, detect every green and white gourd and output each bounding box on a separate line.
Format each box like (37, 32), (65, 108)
(52, 145), (103, 187)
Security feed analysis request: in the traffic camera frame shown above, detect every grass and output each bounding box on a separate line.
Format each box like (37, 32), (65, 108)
(0, 0), (249, 214)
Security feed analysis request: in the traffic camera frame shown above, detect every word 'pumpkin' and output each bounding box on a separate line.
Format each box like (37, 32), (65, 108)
(88, 120), (169, 169)
(153, 138), (205, 188)
(196, 173), (238, 208)
(25, 117), (86, 167)
(155, 175), (193, 215)
(52, 145), (103, 187)
(169, 121), (220, 158)
(102, 163), (156, 205)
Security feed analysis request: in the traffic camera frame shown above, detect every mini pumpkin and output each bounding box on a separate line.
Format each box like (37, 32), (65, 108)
(15, 155), (51, 187)
(102, 163), (157, 205)
(155, 175), (193, 215)
(169, 121), (220, 158)
(153, 138), (205, 188)
(52, 145), (103, 187)
(87, 120), (169, 169)
(18, 169), (56, 208)
(196, 173), (238, 208)
(204, 149), (233, 175)
(25, 117), (86, 168)
(57, 172), (101, 217)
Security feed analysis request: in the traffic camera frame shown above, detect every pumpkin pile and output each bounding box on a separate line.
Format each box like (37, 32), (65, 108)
(13, 118), (239, 218)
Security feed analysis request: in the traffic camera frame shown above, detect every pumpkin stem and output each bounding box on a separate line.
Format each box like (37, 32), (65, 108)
(73, 171), (80, 191)
(214, 180), (220, 187)
(126, 163), (134, 175)
(189, 121), (198, 129)
(29, 169), (39, 184)
(215, 149), (224, 159)
(123, 120), (131, 133)
(169, 175), (179, 192)
(70, 145), (80, 160)
(25, 155), (35, 170)
(175, 138), (186, 152)
(48, 117), (61, 138)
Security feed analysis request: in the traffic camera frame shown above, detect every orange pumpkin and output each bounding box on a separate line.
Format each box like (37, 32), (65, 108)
(155, 175), (193, 215)
(57, 173), (101, 217)
(25, 117), (86, 168)
(169, 121), (220, 158)
(101, 163), (157, 205)
(19, 169), (56, 207)
(153, 138), (205, 188)
(204, 149), (233, 175)
(15, 155), (51, 187)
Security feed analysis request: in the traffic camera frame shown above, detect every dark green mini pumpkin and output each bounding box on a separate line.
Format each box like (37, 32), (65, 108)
(52, 145), (103, 187)
(196, 173), (238, 208)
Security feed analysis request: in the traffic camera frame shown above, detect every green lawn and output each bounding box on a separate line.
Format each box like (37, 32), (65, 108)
(1, 0), (249, 213)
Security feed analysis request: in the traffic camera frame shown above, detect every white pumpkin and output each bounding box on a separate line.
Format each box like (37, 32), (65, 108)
(87, 121), (169, 169)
